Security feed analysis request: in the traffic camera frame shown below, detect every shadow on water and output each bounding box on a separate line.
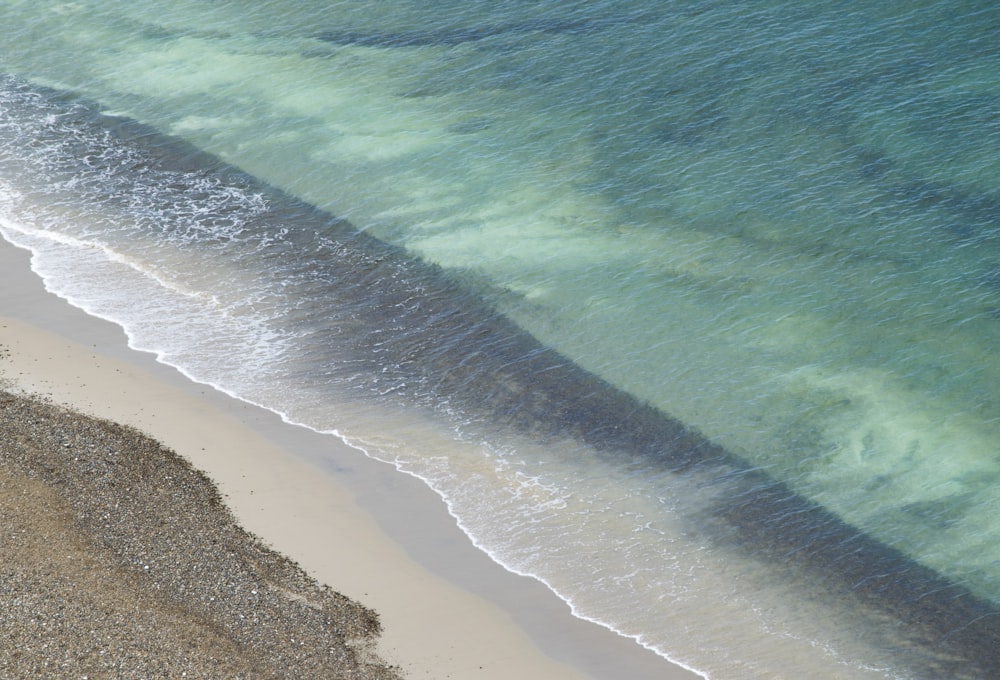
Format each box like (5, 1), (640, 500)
(4, 75), (999, 678)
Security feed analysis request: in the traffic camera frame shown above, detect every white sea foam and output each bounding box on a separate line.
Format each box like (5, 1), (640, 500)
(0, 216), (910, 679)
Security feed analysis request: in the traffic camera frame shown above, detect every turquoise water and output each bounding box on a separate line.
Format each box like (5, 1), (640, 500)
(2, 1), (999, 677)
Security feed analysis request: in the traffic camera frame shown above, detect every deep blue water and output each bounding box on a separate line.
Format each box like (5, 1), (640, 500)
(1, 1), (999, 677)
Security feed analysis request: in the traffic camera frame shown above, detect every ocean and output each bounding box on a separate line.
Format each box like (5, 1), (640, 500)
(1, 1), (998, 677)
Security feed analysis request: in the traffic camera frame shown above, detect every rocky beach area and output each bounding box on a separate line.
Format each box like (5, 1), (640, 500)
(0, 385), (401, 679)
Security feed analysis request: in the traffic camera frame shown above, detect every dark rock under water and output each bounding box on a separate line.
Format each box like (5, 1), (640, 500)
(315, 13), (648, 48)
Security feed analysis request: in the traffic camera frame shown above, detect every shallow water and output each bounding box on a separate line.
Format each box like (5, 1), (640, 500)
(2, 1), (999, 677)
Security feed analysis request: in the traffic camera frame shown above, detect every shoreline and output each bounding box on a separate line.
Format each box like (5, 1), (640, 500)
(0, 237), (701, 679)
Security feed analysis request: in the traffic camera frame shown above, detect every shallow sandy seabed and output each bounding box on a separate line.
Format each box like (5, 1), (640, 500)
(0, 238), (701, 679)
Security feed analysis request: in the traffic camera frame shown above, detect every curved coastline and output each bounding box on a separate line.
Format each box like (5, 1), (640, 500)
(2, 76), (999, 677)
(0, 237), (699, 680)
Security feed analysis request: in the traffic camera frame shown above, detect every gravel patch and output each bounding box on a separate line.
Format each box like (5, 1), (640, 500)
(0, 388), (404, 679)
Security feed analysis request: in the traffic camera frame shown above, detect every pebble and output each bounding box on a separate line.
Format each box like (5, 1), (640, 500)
(0, 389), (403, 679)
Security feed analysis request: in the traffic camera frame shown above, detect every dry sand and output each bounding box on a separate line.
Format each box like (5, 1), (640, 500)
(0, 237), (702, 679)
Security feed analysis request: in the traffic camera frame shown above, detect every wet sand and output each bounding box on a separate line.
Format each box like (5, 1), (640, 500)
(0, 237), (702, 679)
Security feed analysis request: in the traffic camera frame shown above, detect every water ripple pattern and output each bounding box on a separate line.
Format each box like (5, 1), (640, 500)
(2, 1), (999, 678)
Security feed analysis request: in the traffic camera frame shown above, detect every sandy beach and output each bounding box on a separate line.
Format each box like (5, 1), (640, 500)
(0, 237), (701, 678)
